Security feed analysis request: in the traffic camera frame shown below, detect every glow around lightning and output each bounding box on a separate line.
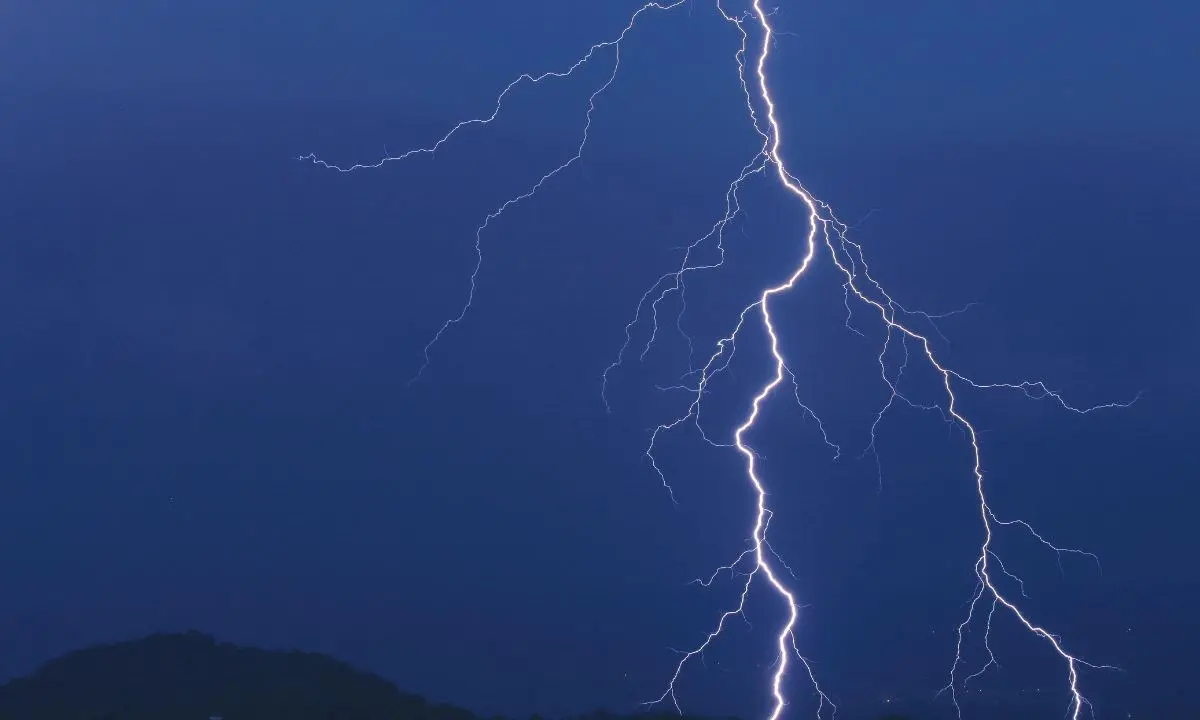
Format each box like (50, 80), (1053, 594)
(303, 2), (1136, 718)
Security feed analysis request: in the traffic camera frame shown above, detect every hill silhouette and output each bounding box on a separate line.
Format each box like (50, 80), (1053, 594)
(0, 631), (441, 720)
(0, 632), (758, 720)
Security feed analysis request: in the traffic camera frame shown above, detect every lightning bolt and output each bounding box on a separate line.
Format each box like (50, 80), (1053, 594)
(302, 2), (1138, 719)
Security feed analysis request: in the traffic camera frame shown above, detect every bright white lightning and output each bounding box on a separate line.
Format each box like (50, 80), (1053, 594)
(303, 2), (1137, 719)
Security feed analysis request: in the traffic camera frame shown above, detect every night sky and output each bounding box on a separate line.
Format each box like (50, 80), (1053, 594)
(2, 2), (1198, 719)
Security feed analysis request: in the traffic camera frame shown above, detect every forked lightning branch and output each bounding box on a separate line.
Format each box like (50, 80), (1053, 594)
(301, 2), (1135, 718)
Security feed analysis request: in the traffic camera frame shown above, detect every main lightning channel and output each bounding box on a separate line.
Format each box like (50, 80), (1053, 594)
(303, 2), (1136, 719)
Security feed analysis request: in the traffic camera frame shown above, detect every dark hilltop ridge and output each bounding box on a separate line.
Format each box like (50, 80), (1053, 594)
(0, 631), (916, 720)
(0, 631), (428, 720)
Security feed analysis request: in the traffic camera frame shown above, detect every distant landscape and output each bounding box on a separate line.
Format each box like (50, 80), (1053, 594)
(0, 632), (924, 720)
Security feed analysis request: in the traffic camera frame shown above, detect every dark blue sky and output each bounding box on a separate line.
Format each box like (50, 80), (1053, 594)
(2, 2), (1198, 719)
